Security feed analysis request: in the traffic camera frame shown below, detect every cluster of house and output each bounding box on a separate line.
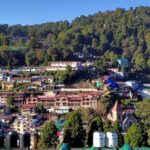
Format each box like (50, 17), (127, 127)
(0, 61), (85, 74)
(0, 59), (145, 149)
(0, 74), (54, 91)
(0, 80), (140, 136)
(0, 90), (101, 113)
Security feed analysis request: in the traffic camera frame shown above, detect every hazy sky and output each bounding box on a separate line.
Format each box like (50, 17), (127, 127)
(0, 0), (150, 25)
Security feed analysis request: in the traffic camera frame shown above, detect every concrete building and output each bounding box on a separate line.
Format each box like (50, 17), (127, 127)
(25, 93), (99, 112)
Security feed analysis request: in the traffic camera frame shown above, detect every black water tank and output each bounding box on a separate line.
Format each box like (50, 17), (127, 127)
(0, 134), (4, 148)
(6, 131), (18, 149)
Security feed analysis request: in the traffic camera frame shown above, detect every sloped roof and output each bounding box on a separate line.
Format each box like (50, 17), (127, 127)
(112, 100), (121, 112)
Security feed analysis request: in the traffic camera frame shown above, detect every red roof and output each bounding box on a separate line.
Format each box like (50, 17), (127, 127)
(112, 100), (121, 112)
(22, 104), (36, 109)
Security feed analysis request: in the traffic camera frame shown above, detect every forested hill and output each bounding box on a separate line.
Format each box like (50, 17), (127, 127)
(0, 6), (150, 71)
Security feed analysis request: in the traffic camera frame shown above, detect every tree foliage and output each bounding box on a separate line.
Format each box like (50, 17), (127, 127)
(39, 122), (58, 148)
(6, 96), (14, 109)
(0, 7), (150, 71)
(86, 116), (103, 147)
(135, 99), (150, 125)
(125, 123), (146, 148)
(63, 110), (86, 147)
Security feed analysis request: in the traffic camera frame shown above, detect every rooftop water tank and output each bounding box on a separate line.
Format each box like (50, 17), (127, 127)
(93, 132), (105, 148)
(106, 132), (118, 148)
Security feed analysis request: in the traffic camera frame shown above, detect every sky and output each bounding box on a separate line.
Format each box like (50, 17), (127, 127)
(0, 0), (150, 25)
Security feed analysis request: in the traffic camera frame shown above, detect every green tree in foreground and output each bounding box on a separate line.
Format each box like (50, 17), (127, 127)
(135, 99), (150, 125)
(147, 128), (150, 146)
(6, 96), (14, 109)
(86, 116), (103, 147)
(63, 111), (86, 148)
(39, 122), (58, 148)
(103, 120), (112, 132)
(125, 123), (146, 148)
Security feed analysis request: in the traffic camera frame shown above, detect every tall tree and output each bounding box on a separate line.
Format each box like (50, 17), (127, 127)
(125, 123), (146, 148)
(86, 116), (103, 147)
(63, 111), (86, 148)
(6, 95), (14, 109)
(135, 100), (150, 125)
(39, 122), (58, 148)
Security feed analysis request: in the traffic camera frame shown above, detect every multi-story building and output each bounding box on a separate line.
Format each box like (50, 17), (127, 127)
(0, 92), (25, 107)
(25, 93), (99, 112)
(47, 61), (81, 70)
(13, 117), (32, 134)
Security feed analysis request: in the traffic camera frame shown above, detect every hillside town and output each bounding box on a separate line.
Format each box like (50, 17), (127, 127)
(0, 1), (150, 149)
(0, 57), (149, 149)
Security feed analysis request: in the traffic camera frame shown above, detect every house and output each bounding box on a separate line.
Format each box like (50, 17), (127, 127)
(2, 81), (15, 91)
(0, 115), (14, 125)
(12, 116), (43, 134)
(9, 36), (29, 45)
(54, 106), (71, 114)
(0, 92), (25, 107)
(107, 101), (137, 131)
(0, 92), (13, 104)
(122, 109), (137, 131)
(21, 103), (36, 115)
(107, 68), (126, 78)
(25, 95), (38, 105)
(107, 100), (122, 122)
(14, 92), (25, 108)
(45, 66), (66, 71)
(31, 75), (54, 83)
(125, 81), (139, 90)
(117, 58), (129, 68)
(0, 73), (7, 81)
(50, 61), (81, 70)
(11, 77), (31, 84)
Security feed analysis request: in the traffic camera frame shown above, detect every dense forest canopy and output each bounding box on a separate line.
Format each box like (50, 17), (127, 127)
(0, 6), (150, 71)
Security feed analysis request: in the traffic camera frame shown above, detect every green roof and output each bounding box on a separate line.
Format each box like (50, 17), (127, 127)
(90, 146), (99, 150)
(60, 143), (71, 150)
(97, 81), (102, 87)
(121, 143), (132, 150)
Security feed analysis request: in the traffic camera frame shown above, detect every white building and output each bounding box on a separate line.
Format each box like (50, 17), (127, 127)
(125, 81), (139, 90)
(0, 73), (7, 81)
(55, 106), (71, 114)
(50, 61), (81, 70)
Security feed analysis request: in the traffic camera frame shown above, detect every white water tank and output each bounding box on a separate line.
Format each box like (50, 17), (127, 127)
(106, 132), (118, 148)
(93, 132), (105, 148)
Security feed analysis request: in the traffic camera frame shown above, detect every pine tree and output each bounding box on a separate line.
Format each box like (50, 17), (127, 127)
(63, 111), (86, 147)
(39, 122), (58, 148)
(86, 116), (103, 147)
